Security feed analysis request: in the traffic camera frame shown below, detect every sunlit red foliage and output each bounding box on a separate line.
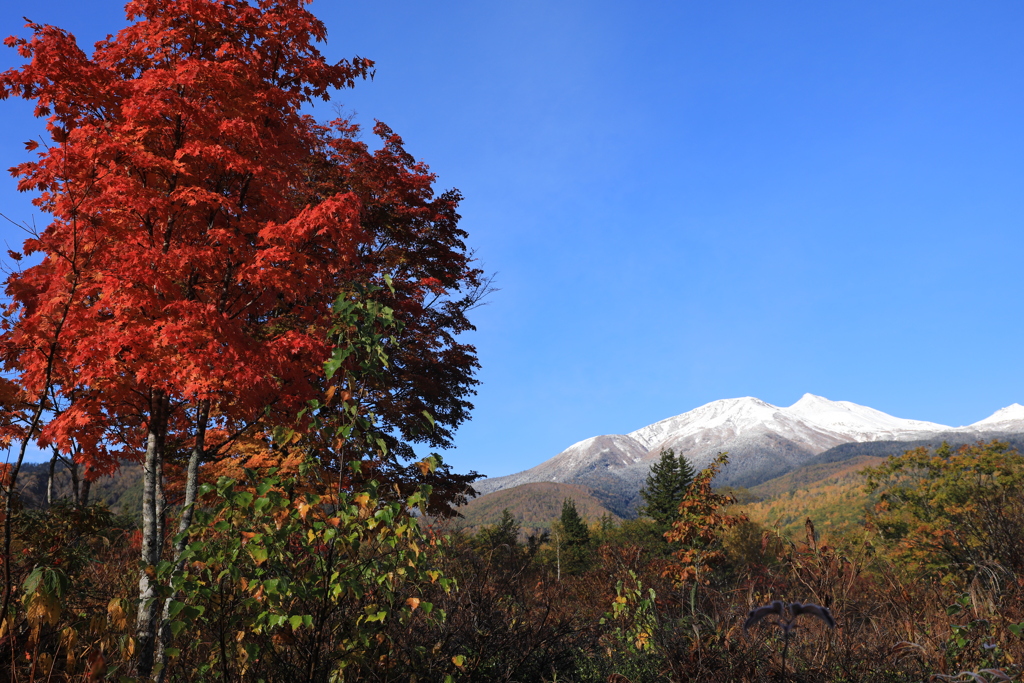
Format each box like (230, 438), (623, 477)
(1, 0), (484, 675)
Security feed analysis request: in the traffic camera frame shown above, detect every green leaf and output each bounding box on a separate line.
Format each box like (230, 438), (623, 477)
(22, 567), (43, 598)
(249, 546), (268, 565)
(168, 600), (186, 618)
(289, 615), (303, 630)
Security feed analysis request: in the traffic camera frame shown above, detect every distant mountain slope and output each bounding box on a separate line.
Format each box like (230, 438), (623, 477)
(749, 454), (886, 502)
(802, 433), (1024, 468)
(476, 395), (1024, 519)
(452, 482), (619, 537)
(741, 456), (880, 541)
(13, 462), (144, 516)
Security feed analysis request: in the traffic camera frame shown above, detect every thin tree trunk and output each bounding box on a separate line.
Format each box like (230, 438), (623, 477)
(155, 449), (166, 557)
(46, 448), (59, 506)
(70, 460), (80, 507)
(136, 389), (168, 680)
(555, 531), (561, 583)
(0, 400), (49, 624)
(155, 400), (209, 682)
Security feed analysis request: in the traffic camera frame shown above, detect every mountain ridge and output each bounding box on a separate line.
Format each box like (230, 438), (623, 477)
(475, 394), (1024, 516)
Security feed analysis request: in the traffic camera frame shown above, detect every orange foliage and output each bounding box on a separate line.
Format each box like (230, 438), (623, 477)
(664, 453), (747, 585)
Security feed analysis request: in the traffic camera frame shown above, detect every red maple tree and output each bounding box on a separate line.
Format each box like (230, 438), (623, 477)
(1, 0), (483, 676)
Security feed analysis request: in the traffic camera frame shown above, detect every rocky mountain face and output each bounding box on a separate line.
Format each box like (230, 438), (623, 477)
(474, 394), (1024, 517)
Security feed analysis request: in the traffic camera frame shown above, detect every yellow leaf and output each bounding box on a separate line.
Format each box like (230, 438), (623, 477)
(60, 626), (78, 648)
(406, 597), (420, 612)
(108, 598), (128, 630)
(28, 593), (60, 628)
(354, 493), (370, 508)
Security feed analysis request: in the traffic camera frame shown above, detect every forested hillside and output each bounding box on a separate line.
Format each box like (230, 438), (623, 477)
(13, 462), (143, 516)
(743, 455), (885, 539)
(453, 481), (620, 537)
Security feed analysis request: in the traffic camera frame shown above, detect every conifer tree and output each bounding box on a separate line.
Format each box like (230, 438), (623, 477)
(558, 498), (592, 575)
(639, 448), (696, 527)
(478, 508), (520, 552)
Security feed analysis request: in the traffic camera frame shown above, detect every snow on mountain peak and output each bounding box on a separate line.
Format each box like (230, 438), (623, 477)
(786, 394), (949, 440)
(971, 404), (1024, 427)
(477, 394), (1024, 501)
(627, 393), (957, 453)
(626, 396), (782, 448)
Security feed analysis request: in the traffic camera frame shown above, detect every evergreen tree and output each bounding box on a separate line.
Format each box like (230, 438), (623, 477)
(478, 508), (521, 551)
(477, 508), (522, 567)
(639, 448), (696, 527)
(558, 498), (592, 575)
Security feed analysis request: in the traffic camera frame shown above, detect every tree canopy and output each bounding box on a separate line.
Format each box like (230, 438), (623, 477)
(863, 440), (1024, 579)
(0, 0), (484, 675)
(638, 448), (695, 528)
(558, 497), (592, 576)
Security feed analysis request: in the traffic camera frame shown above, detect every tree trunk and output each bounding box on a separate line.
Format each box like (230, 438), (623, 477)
(1, 402), (49, 627)
(155, 401), (209, 682)
(136, 389), (169, 679)
(155, 450), (166, 560)
(70, 459), (80, 506)
(80, 472), (91, 507)
(46, 448), (59, 506)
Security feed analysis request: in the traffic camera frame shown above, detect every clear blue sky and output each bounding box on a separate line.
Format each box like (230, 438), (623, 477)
(2, 1), (1023, 477)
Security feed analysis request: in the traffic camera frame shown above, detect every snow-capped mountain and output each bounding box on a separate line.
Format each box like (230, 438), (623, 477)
(474, 394), (1024, 512)
(969, 403), (1024, 430)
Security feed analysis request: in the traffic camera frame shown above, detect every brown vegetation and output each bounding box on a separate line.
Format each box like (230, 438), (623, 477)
(453, 481), (620, 537)
(1, 441), (1021, 681)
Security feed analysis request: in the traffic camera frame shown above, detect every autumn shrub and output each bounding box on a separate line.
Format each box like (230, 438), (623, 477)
(430, 543), (598, 682)
(0, 501), (139, 680)
(864, 441), (1024, 582)
(150, 466), (462, 683)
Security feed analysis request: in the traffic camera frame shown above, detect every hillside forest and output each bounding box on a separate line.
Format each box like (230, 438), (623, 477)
(2, 1), (1024, 681)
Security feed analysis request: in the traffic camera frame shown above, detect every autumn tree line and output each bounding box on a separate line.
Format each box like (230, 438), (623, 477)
(1, 1), (1024, 681)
